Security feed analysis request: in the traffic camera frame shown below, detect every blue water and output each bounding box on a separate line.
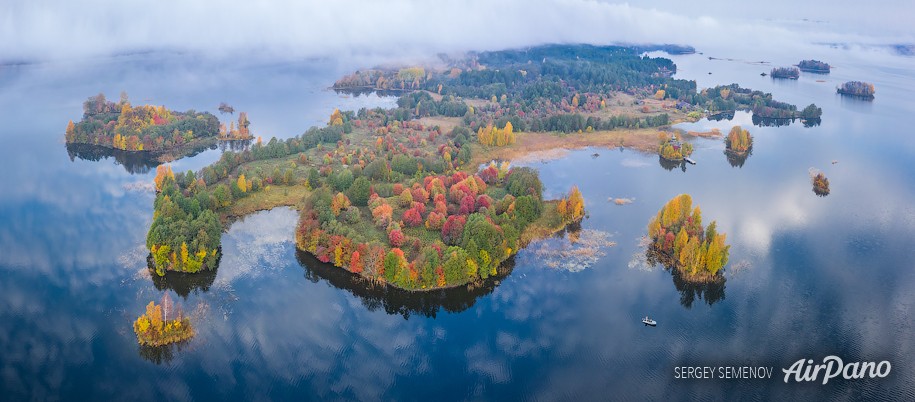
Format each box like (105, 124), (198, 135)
(0, 47), (913, 401)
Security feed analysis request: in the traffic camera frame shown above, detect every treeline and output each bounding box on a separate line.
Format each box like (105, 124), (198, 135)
(65, 93), (219, 152)
(219, 111), (253, 140)
(837, 81), (875, 98)
(647, 194), (729, 279)
(771, 67), (800, 79)
(798, 60), (830, 73)
(396, 92), (470, 118)
(334, 67), (428, 91)
(466, 111), (670, 134)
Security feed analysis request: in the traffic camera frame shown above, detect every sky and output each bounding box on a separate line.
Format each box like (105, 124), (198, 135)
(1, 0), (913, 63)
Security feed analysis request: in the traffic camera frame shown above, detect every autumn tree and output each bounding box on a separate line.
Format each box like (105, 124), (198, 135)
(154, 165), (175, 192)
(237, 174), (247, 193)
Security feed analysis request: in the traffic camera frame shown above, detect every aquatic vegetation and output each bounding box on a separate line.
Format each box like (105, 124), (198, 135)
(533, 229), (616, 272)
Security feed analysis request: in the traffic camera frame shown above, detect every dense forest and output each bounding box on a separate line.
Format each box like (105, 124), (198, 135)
(65, 93), (220, 152)
(146, 101), (582, 290)
(798, 60), (830, 73)
(647, 194), (730, 282)
(837, 81), (876, 98)
(770, 67), (800, 79)
(335, 45), (811, 132)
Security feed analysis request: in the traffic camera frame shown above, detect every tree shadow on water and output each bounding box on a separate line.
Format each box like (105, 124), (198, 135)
(295, 250), (510, 319)
(646, 247), (726, 309)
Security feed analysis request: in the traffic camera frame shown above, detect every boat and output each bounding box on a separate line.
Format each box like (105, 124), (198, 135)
(684, 157), (696, 165)
(642, 316), (657, 326)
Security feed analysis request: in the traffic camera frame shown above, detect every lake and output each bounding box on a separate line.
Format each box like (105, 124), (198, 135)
(1, 47), (914, 400)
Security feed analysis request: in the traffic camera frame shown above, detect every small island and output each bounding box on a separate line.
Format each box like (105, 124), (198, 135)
(770, 67), (800, 79)
(658, 132), (693, 161)
(812, 171), (830, 196)
(218, 111), (255, 140)
(646, 194), (730, 283)
(65, 93), (220, 153)
(798, 59), (830, 73)
(133, 298), (194, 347)
(724, 125), (752, 154)
(837, 81), (875, 99)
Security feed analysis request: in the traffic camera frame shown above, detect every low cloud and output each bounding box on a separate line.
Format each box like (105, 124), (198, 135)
(3, 0), (912, 63)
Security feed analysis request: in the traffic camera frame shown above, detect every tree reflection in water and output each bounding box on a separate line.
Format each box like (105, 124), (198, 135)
(295, 250), (512, 319)
(724, 148), (752, 168)
(138, 340), (190, 365)
(657, 156), (686, 172)
(646, 247), (726, 308)
(147, 254), (219, 299)
(65, 141), (218, 175)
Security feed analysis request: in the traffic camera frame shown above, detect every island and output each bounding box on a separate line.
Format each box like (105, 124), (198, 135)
(218, 111), (255, 140)
(725, 125), (752, 154)
(646, 194), (730, 283)
(724, 125), (753, 168)
(770, 67), (800, 79)
(133, 298), (194, 347)
(812, 171), (830, 196)
(837, 81), (875, 99)
(65, 93), (220, 154)
(144, 44), (814, 292)
(798, 59), (830, 73)
(658, 132), (693, 161)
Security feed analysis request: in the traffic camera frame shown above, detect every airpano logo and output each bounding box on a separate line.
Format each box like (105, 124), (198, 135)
(782, 356), (891, 384)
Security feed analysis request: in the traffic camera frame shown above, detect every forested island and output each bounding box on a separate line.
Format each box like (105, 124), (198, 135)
(837, 81), (875, 99)
(133, 297), (194, 347)
(646, 194), (730, 283)
(144, 44), (817, 291)
(65, 93), (220, 153)
(770, 67), (800, 79)
(798, 59), (830, 73)
(658, 132), (693, 161)
(812, 172), (830, 196)
(725, 126), (752, 154)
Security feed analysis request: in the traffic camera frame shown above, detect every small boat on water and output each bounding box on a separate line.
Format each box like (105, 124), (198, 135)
(642, 316), (657, 326)
(684, 157), (696, 165)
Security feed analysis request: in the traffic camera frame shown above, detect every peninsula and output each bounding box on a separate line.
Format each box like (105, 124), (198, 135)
(144, 44), (811, 291)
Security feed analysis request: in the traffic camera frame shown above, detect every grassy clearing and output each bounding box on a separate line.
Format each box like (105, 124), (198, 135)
(220, 184), (311, 223)
(520, 201), (569, 246)
(471, 127), (664, 167)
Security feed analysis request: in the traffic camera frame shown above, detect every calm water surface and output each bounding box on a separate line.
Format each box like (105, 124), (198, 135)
(1, 48), (914, 401)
